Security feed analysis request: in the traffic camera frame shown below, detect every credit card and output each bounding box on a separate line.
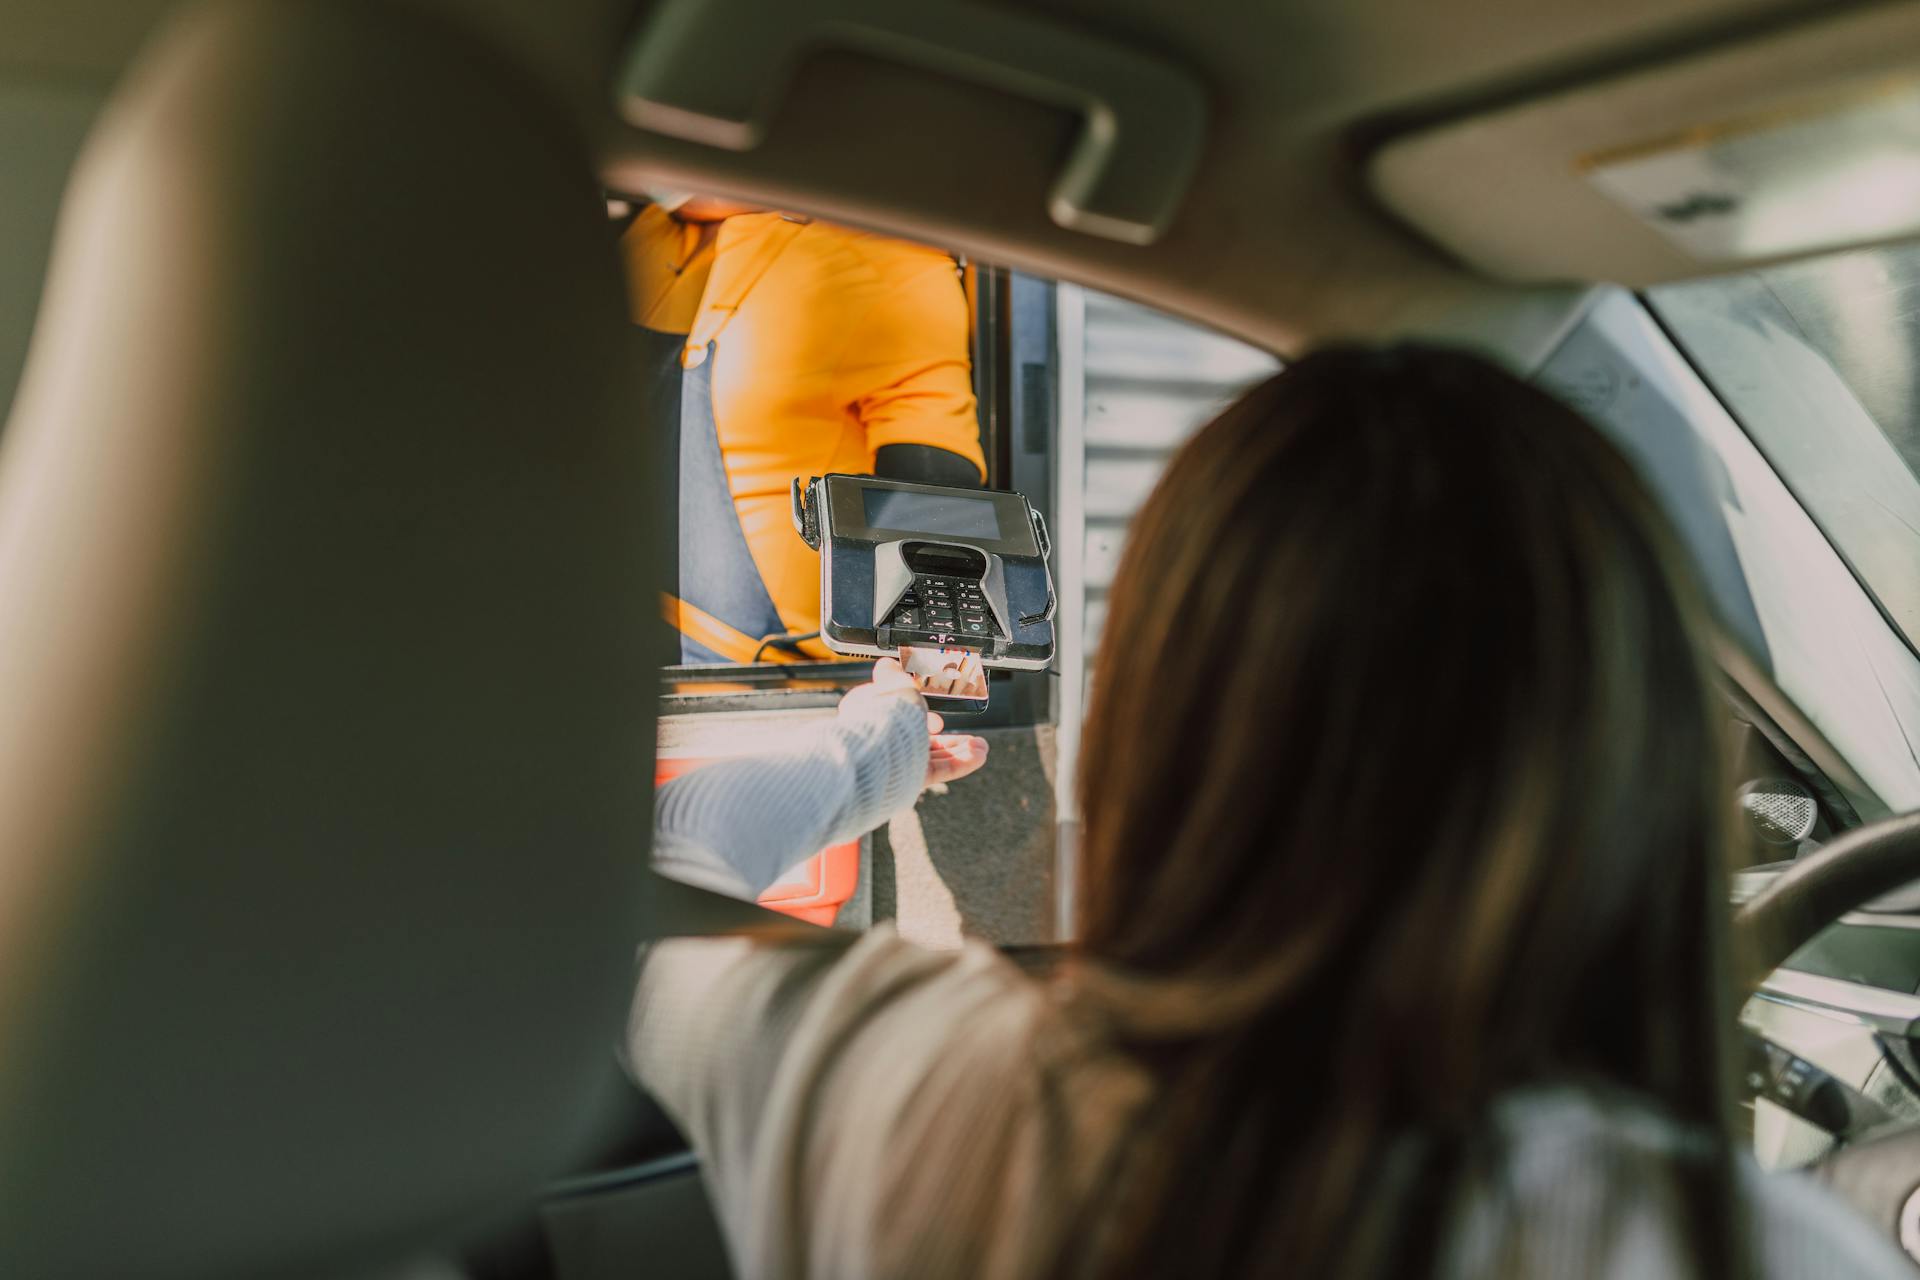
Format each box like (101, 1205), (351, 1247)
(898, 645), (989, 703)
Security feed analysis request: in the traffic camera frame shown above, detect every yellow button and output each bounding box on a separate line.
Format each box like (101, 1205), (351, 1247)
(681, 344), (708, 369)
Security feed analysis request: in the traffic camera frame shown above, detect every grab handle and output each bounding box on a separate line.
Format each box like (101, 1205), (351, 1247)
(615, 0), (1207, 245)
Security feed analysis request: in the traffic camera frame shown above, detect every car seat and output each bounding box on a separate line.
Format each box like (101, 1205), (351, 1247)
(0, 2), (657, 1275)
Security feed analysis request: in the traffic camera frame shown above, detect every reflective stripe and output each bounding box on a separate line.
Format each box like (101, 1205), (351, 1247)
(660, 594), (804, 666)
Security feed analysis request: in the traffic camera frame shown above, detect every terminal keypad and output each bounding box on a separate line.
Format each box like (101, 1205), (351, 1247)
(884, 574), (998, 642)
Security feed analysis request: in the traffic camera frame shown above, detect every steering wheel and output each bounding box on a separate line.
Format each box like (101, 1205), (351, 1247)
(1735, 811), (1920, 1256)
(1737, 812), (1920, 978)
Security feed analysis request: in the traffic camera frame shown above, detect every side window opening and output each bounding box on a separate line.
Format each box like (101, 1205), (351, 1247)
(621, 192), (1277, 944)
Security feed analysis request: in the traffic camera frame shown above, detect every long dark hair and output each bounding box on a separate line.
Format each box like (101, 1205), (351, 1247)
(1067, 345), (1742, 1277)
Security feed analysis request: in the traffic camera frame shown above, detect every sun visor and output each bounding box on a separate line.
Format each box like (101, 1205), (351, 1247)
(1369, 5), (1920, 285)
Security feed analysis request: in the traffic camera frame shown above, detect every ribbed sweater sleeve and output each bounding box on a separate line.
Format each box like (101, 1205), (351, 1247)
(651, 694), (929, 899)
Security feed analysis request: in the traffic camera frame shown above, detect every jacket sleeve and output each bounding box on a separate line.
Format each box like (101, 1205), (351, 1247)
(844, 256), (987, 478)
(652, 693), (928, 900)
(625, 928), (1041, 1278)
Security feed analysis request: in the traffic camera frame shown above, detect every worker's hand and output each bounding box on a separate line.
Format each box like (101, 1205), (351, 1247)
(925, 712), (989, 786)
(840, 658), (989, 788)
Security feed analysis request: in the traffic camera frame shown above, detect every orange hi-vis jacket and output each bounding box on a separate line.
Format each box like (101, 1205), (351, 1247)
(622, 207), (985, 661)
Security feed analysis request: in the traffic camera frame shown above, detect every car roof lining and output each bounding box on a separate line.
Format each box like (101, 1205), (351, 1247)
(0, 0), (1908, 357)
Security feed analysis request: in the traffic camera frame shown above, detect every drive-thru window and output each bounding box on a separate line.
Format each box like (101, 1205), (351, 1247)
(629, 199), (1276, 945)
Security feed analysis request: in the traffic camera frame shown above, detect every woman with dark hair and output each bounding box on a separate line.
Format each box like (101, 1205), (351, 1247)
(631, 346), (1912, 1277)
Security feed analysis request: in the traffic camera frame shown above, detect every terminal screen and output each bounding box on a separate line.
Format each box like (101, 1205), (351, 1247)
(862, 488), (1003, 539)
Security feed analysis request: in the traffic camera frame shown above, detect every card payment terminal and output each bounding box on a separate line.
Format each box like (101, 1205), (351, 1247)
(790, 474), (1056, 671)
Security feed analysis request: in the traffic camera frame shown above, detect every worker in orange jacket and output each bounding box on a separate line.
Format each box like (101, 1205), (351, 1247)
(622, 197), (987, 664)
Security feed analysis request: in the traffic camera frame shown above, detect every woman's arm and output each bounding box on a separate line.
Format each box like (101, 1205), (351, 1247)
(627, 928), (1043, 1277)
(633, 667), (1006, 1274)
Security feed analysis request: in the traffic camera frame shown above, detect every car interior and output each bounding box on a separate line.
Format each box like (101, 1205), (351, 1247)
(3, 0), (1920, 1275)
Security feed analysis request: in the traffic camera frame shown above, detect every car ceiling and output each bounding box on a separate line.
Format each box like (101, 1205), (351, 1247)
(0, 0), (1906, 356)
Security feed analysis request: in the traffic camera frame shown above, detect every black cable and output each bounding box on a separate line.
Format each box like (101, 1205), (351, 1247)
(749, 630), (819, 664)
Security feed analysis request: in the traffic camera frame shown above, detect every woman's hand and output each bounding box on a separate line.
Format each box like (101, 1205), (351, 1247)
(840, 658), (989, 787)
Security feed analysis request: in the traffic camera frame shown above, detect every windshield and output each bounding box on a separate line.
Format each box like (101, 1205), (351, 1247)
(1647, 245), (1920, 652)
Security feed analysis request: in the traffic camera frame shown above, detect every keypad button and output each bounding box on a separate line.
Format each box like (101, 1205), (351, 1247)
(895, 609), (921, 628)
(962, 621), (989, 636)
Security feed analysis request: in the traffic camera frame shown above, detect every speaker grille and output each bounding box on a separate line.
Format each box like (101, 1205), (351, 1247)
(1738, 777), (1818, 845)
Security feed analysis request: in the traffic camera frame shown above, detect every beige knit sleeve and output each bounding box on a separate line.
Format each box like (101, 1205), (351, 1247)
(626, 928), (1049, 1277)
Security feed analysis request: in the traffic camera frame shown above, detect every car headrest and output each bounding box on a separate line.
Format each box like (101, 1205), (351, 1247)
(0, 2), (655, 1276)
